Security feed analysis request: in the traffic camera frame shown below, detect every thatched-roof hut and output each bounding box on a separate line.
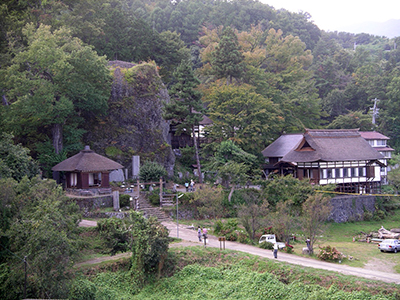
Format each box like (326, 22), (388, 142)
(52, 145), (123, 189)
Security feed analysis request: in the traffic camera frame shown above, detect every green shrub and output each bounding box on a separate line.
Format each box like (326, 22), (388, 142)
(97, 218), (131, 255)
(283, 244), (294, 254)
(214, 220), (224, 234)
(139, 161), (167, 182)
(226, 219), (238, 231)
(237, 231), (252, 244)
(259, 241), (274, 250)
(317, 245), (343, 262)
(148, 188), (160, 205)
(69, 278), (97, 300)
(373, 209), (386, 221)
(225, 231), (238, 241)
(119, 194), (131, 207)
(363, 211), (373, 221)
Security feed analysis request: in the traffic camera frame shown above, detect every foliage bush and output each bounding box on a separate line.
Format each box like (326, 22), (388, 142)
(373, 209), (386, 221)
(119, 194), (131, 207)
(213, 220), (224, 234)
(139, 161), (167, 182)
(282, 244), (294, 254)
(363, 211), (373, 221)
(148, 188), (161, 205)
(225, 231), (238, 241)
(69, 278), (97, 300)
(97, 218), (131, 255)
(259, 241), (274, 250)
(237, 231), (252, 244)
(317, 245), (343, 262)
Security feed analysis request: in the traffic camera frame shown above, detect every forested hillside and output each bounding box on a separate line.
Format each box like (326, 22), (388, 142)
(1, 0), (400, 172)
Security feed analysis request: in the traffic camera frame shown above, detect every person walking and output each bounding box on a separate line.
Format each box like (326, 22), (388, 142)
(273, 243), (278, 259)
(202, 227), (208, 240)
(306, 237), (311, 252)
(198, 226), (202, 242)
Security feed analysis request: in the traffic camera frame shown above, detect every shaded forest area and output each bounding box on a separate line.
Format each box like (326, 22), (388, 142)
(1, 0), (400, 173)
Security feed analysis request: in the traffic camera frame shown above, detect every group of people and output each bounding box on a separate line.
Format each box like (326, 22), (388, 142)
(197, 226), (207, 242)
(185, 179), (195, 192)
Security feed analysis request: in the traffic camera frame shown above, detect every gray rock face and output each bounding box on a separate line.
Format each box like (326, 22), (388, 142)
(85, 60), (175, 177)
(329, 195), (376, 223)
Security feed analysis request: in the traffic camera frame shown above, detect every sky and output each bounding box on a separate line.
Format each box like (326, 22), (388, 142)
(261, 0), (400, 32)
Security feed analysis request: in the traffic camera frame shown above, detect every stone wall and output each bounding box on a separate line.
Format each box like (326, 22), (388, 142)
(83, 211), (129, 219)
(329, 195), (376, 223)
(72, 195), (113, 213)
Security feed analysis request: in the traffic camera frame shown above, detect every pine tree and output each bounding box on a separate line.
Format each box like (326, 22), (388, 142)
(211, 26), (245, 85)
(165, 60), (204, 182)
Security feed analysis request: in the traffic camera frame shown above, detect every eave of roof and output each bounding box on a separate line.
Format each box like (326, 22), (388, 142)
(52, 146), (123, 172)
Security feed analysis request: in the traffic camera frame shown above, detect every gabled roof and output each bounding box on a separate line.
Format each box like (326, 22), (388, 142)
(281, 129), (384, 163)
(261, 134), (303, 158)
(359, 131), (390, 140)
(52, 146), (123, 172)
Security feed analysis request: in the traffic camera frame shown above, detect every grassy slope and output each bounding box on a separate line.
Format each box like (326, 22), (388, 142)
(74, 247), (400, 299)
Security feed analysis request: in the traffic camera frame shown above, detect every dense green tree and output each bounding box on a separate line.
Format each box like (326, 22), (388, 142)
(206, 140), (258, 201)
(0, 176), (81, 299)
(2, 23), (112, 159)
(164, 59), (204, 182)
(204, 84), (283, 154)
(211, 26), (245, 85)
(192, 185), (224, 219)
(327, 111), (374, 131)
(0, 133), (39, 181)
(129, 211), (169, 286)
(261, 175), (314, 207)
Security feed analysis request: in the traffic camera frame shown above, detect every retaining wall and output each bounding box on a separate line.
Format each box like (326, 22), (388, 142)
(329, 195), (376, 223)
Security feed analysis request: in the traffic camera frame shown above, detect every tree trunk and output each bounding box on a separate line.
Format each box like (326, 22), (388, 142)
(228, 185), (234, 202)
(192, 124), (202, 184)
(52, 123), (63, 154)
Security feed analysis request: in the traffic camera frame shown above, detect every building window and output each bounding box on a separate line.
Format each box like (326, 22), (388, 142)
(343, 168), (350, 177)
(334, 168), (341, 178)
(326, 169), (333, 178)
(377, 140), (386, 146)
(70, 173), (77, 187)
(351, 168), (357, 177)
(359, 167), (366, 177)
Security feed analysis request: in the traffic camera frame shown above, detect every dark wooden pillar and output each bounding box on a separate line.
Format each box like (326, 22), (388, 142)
(81, 173), (89, 189)
(101, 172), (110, 188)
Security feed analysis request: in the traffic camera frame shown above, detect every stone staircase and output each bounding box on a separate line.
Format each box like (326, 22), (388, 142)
(135, 193), (172, 222)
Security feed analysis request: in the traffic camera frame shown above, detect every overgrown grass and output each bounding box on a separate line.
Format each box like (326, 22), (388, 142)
(73, 246), (400, 299)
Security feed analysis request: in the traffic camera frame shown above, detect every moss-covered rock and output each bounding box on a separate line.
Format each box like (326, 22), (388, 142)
(85, 60), (175, 177)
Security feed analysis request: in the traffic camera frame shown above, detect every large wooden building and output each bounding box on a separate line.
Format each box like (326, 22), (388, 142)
(262, 129), (385, 194)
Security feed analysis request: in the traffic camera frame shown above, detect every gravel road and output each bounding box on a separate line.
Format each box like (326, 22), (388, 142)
(78, 219), (400, 284)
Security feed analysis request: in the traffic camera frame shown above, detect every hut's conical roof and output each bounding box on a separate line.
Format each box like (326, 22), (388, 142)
(52, 146), (123, 172)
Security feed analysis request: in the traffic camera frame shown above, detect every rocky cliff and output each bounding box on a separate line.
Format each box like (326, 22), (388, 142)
(84, 60), (175, 177)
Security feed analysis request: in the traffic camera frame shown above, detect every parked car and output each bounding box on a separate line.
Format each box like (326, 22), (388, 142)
(378, 239), (400, 253)
(259, 234), (286, 249)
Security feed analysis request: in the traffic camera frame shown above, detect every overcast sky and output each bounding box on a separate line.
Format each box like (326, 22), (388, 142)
(261, 0), (400, 32)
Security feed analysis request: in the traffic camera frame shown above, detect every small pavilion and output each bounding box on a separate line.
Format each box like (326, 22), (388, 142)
(52, 145), (123, 190)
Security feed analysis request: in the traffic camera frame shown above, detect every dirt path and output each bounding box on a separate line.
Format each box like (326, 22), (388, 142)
(78, 220), (400, 284)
